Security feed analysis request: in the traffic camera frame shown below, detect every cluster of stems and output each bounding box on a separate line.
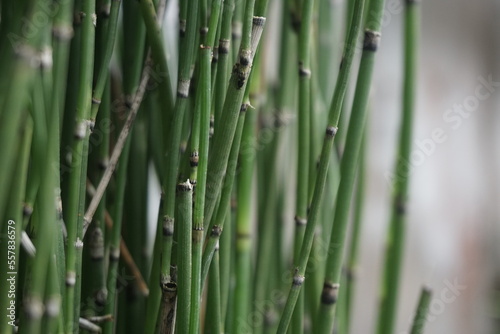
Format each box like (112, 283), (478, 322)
(0, 0), (424, 332)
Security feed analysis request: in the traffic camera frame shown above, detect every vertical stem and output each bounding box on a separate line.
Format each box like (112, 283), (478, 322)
(0, 120), (32, 334)
(233, 97), (254, 333)
(276, 0), (366, 331)
(291, 0), (315, 330)
(102, 137), (132, 334)
(189, 0), (223, 331)
(410, 287), (432, 334)
(175, 181), (194, 334)
(376, 1), (419, 333)
(317, 0), (388, 331)
(343, 134), (367, 334)
(64, 1), (96, 332)
(204, 242), (223, 334)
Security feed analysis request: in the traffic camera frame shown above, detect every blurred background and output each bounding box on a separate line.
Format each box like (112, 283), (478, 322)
(359, 0), (499, 333)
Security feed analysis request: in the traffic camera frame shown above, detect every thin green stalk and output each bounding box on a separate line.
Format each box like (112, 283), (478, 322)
(253, 2), (296, 330)
(317, 0), (342, 104)
(0, 0), (39, 226)
(204, 243), (223, 334)
(60, 0), (82, 216)
(64, 1), (96, 332)
(90, 0), (121, 121)
(50, 0), (73, 301)
(102, 137), (132, 334)
(233, 96), (255, 333)
(219, 200), (232, 330)
(410, 287), (432, 334)
(19, 31), (61, 334)
(175, 181), (194, 334)
(199, 10), (267, 290)
(376, 1), (419, 333)
(213, 0), (235, 127)
(85, 78), (110, 315)
(317, 0), (388, 331)
(138, 0), (173, 115)
(189, 0), (223, 331)
(276, 0), (366, 331)
(343, 135), (367, 334)
(291, 0), (315, 330)
(145, 0), (198, 328)
(201, 103), (247, 285)
(202, 9), (266, 235)
(124, 103), (150, 332)
(0, 119), (32, 334)
(45, 253), (63, 333)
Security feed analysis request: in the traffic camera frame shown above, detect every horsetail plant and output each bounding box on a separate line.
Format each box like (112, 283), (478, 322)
(277, 0), (366, 330)
(0, 0), (434, 332)
(376, 1), (420, 333)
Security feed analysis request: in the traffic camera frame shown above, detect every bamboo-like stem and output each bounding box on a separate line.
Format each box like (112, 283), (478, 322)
(201, 103), (247, 284)
(204, 242), (223, 334)
(410, 287), (432, 334)
(189, 0), (223, 331)
(276, 0), (366, 331)
(199, 17), (267, 293)
(252, 1), (296, 330)
(102, 138), (132, 334)
(219, 200), (232, 330)
(202, 11), (266, 236)
(155, 282), (177, 334)
(123, 109), (150, 331)
(316, 0), (388, 331)
(0, 120), (32, 334)
(213, 0), (235, 127)
(0, 0), (39, 226)
(376, 1), (419, 333)
(144, 0), (198, 327)
(175, 181), (194, 334)
(45, 253), (63, 333)
(86, 78), (110, 314)
(343, 135), (367, 333)
(138, 0), (173, 115)
(291, 0), (315, 330)
(233, 95), (255, 332)
(64, 1), (96, 331)
(89, 0), (121, 121)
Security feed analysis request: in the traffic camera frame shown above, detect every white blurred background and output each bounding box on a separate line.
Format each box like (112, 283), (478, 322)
(356, 0), (500, 333)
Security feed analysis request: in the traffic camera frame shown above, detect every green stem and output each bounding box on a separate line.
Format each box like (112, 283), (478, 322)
(233, 96), (255, 333)
(90, 0), (121, 121)
(204, 243), (223, 334)
(189, 0), (223, 331)
(64, 1), (96, 332)
(291, 0), (315, 330)
(0, 120), (32, 334)
(317, 0), (388, 331)
(175, 181), (194, 334)
(343, 135), (367, 334)
(276, 0), (366, 331)
(102, 137), (132, 334)
(202, 8), (265, 236)
(376, 1), (419, 333)
(410, 287), (432, 334)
